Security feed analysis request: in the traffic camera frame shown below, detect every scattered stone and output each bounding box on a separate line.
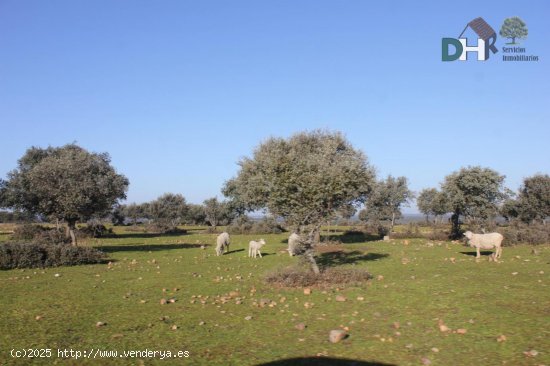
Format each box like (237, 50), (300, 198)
(111, 334), (124, 339)
(456, 328), (467, 334)
(403, 240), (410, 245)
(357, 296), (365, 301)
(383, 236), (390, 241)
(439, 324), (450, 332)
(168, 298), (176, 303)
(376, 275), (384, 281)
(244, 316), (252, 321)
(160, 298), (167, 305)
(335, 295), (346, 302)
(35, 316), (42, 321)
(259, 298), (271, 307)
(96, 321), (106, 327)
(431, 347), (439, 353)
(171, 325), (178, 330)
(295, 323), (306, 331)
(303, 288), (311, 295)
(199, 321), (205, 326)
(497, 335), (507, 342)
(329, 329), (347, 343)
(512, 272), (518, 275)
(392, 322), (400, 329)
(421, 357), (431, 365)
(54, 273), (61, 278)
(523, 349), (538, 357)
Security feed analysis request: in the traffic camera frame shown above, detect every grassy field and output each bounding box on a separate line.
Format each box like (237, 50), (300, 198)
(0, 226), (549, 365)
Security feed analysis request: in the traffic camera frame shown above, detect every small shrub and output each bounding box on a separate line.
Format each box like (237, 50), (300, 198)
(0, 242), (106, 270)
(427, 230), (450, 241)
(32, 229), (71, 245)
(265, 265), (372, 288)
(12, 224), (45, 241)
(498, 222), (549, 245)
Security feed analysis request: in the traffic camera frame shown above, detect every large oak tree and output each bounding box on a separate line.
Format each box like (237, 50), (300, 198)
(222, 130), (376, 273)
(0, 144), (129, 245)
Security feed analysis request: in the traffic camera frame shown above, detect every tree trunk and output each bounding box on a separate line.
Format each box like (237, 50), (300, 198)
(391, 212), (396, 232)
(304, 249), (321, 274)
(300, 225), (321, 275)
(67, 220), (78, 246)
(451, 210), (461, 239)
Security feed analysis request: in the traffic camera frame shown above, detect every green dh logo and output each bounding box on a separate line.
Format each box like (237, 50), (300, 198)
(442, 17), (498, 61)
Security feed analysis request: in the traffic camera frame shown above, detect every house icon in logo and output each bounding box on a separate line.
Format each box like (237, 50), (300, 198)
(442, 17), (498, 61)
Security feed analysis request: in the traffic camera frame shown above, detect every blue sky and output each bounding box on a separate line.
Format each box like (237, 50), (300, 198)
(1, 1), (548, 213)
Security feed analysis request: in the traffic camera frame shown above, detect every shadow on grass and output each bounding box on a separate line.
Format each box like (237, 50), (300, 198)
(317, 250), (389, 267)
(224, 248), (245, 255)
(280, 232), (381, 244)
(108, 232), (188, 239)
(256, 357), (395, 366)
(97, 243), (207, 253)
(460, 251), (494, 257)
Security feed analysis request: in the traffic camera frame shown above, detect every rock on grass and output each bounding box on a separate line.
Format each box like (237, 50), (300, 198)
(329, 329), (347, 343)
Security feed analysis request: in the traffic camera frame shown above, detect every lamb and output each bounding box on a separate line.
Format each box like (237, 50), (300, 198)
(215, 232), (230, 256)
(463, 231), (504, 260)
(287, 233), (301, 256)
(248, 239), (266, 258)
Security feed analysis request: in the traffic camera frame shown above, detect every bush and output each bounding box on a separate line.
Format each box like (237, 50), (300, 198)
(32, 229), (71, 245)
(498, 222), (549, 246)
(11, 224), (45, 241)
(0, 242), (106, 270)
(227, 216), (286, 235)
(265, 266), (372, 288)
(427, 229), (451, 241)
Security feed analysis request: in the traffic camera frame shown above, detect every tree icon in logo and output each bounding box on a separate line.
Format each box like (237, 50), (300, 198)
(499, 17), (528, 44)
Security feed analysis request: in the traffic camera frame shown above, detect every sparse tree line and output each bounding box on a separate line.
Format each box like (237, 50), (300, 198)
(0, 131), (549, 272)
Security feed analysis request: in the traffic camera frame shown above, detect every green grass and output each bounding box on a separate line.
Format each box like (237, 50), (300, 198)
(1, 227), (549, 365)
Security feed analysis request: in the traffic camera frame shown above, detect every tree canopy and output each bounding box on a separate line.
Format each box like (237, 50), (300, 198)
(223, 130), (376, 273)
(359, 175), (414, 231)
(0, 144), (129, 245)
(417, 188), (450, 223)
(203, 197), (233, 229)
(517, 174), (550, 224)
(441, 166), (509, 236)
(147, 193), (188, 232)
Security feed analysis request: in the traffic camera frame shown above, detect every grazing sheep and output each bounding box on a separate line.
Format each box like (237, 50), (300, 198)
(215, 232), (230, 256)
(464, 231), (504, 260)
(248, 239), (266, 258)
(287, 233), (301, 256)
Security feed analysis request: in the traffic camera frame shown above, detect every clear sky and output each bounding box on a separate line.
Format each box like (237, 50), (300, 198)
(1, 1), (548, 213)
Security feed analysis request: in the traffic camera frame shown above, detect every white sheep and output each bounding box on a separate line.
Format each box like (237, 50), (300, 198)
(248, 239), (266, 258)
(287, 233), (301, 256)
(464, 231), (504, 260)
(215, 232), (230, 256)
